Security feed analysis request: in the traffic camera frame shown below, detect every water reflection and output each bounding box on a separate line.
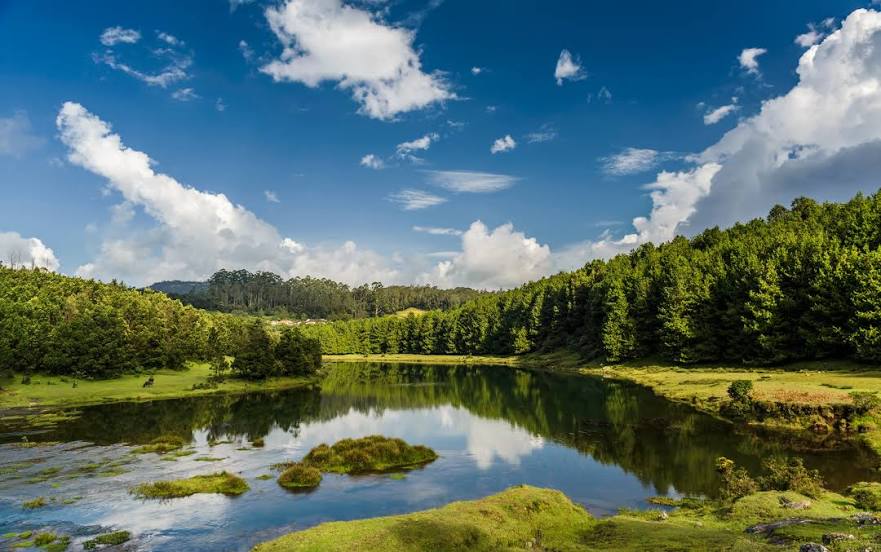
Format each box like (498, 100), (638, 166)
(1, 362), (878, 551)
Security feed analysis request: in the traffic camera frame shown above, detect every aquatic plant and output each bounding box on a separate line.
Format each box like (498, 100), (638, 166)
(132, 434), (186, 454)
(301, 435), (437, 474)
(131, 471), (249, 499)
(278, 463), (322, 490)
(83, 531), (131, 549)
(22, 496), (47, 509)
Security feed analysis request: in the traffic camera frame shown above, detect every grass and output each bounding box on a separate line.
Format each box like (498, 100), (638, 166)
(253, 485), (594, 552)
(83, 531), (131, 549)
(301, 435), (437, 474)
(0, 361), (314, 410)
(131, 471), (249, 499)
(278, 463), (322, 490)
(254, 483), (881, 552)
(132, 434), (187, 454)
(22, 496), (47, 509)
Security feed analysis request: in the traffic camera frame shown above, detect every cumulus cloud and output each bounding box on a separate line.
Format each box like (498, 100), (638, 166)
(703, 102), (738, 125)
(600, 147), (680, 176)
(554, 49), (586, 85)
(396, 132), (438, 157)
(795, 18), (837, 48)
(387, 189), (447, 210)
(171, 87), (199, 101)
(470, 66), (483, 75)
(413, 225), (462, 236)
(428, 221), (551, 289)
(0, 232), (60, 271)
(425, 170), (518, 193)
(261, 0), (454, 120)
(264, 190), (280, 203)
(56, 101), (400, 286)
(738, 47), (767, 75)
(0, 111), (44, 157)
(100, 26), (141, 47)
(360, 153), (385, 169)
(490, 134), (516, 154)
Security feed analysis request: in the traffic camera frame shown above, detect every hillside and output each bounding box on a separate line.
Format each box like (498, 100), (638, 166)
(301, 191), (881, 366)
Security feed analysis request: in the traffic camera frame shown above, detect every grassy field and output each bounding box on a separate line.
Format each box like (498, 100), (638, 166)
(323, 353), (521, 365)
(0, 361), (314, 411)
(253, 484), (874, 551)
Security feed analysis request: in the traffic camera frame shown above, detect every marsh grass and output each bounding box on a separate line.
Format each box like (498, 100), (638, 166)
(83, 531), (131, 549)
(131, 471), (249, 499)
(302, 435), (437, 474)
(22, 496), (47, 509)
(132, 434), (187, 454)
(277, 463), (322, 490)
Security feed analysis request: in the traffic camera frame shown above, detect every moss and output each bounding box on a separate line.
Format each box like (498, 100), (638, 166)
(23, 496), (47, 509)
(251, 437), (265, 447)
(253, 485), (594, 552)
(278, 463), (322, 490)
(302, 435), (437, 474)
(256, 474), (274, 480)
(847, 481), (881, 511)
(132, 434), (186, 454)
(83, 531), (131, 549)
(44, 536), (71, 552)
(131, 471), (249, 499)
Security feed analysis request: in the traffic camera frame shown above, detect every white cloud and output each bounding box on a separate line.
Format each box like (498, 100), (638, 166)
(0, 111), (44, 157)
(215, 98), (226, 112)
(261, 0), (454, 120)
(738, 47), (767, 75)
(264, 190), (280, 203)
(100, 27), (141, 47)
(703, 103), (738, 125)
(490, 134), (516, 154)
(56, 101), (401, 286)
(470, 66), (483, 75)
(238, 39), (254, 61)
(93, 31), (192, 89)
(360, 153), (385, 169)
(525, 126), (557, 143)
(428, 221), (551, 289)
(0, 232), (60, 271)
(600, 147), (679, 176)
(157, 31), (183, 47)
(171, 88), (199, 101)
(230, 0), (256, 11)
(795, 18), (837, 48)
(387, 189), (446, 210)
(554, 49), (586, 85)
(597, 85), (612, 103)
(396, 132), (438, 156)
(413, 225), (462, 236)
(424, 170), (518, 193)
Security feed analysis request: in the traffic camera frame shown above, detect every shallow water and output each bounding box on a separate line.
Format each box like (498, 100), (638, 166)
(1, 362), (878, 551)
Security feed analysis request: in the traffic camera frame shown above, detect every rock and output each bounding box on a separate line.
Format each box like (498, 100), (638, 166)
(746, 519), (818, 535)
(658, 511), (668, 521)
(780, 496), (812, 510)
(853, 513), (881, 526)
(822, 533), (855, 545)
(800, 544), (829, 552)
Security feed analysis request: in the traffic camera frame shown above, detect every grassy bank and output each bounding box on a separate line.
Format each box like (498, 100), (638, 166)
(323, 353), (521, 366)
(0, 361), (315, 411)
(253, 484), (878, 551)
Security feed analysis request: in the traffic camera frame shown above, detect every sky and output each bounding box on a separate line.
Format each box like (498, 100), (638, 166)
(2, 0), (881, 289)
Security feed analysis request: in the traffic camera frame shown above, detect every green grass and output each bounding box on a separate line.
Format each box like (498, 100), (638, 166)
(277, 463), (322, 490)
(83, 531), (131, 549)
(22, 496), (47, 509)
(0, 361), (314, 410)
(301, 435), (437, 474)
(131, 471), (249, 499)
(254, 484), (877, 551)
(253, 485), (594, 552)
(132, 434), (187, 454)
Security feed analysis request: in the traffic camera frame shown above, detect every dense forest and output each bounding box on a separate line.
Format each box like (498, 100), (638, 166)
(0, 268), (320, 379)
(301, 191), (881, 365)
(149, 272), (487, 319)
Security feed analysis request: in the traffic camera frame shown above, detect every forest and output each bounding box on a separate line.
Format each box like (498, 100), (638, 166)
(149, 272), (487, 319)
(300, 191), (881, 365)
(0, 268), (320, 380)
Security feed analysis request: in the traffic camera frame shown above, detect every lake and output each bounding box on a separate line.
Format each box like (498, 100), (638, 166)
(1, 362), (878, 551)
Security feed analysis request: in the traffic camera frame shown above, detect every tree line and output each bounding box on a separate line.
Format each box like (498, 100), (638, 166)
(149, 271), (487, 320)
(301, 191), (881, 365)
(0, 267), (320, 380)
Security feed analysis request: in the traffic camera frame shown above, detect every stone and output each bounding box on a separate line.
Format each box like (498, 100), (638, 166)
(799, 544), (829, 552)
(822, 533), (855, 545)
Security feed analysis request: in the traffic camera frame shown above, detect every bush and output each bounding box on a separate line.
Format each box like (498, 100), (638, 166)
(277, 463), (322, 489)
(715, 457), (758, 503)
(847, 482), (881, 511)
(727, 380), (753, 402)
(850, 391), (881, 414)
(758, 457), (824, 498)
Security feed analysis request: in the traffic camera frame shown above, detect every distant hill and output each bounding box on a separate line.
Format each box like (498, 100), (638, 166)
(147, 270), (489, 320)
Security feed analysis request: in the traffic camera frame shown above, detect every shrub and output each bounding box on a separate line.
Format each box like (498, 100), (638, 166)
(251, 437), (265, 448)
(715, 457), (758, 503)
(847, 482), (881, 511)
(850, 391), (881, 414)
(277, 463), (322, 489)
(758, 457), (824, 498)
(727, 380), (753, 403)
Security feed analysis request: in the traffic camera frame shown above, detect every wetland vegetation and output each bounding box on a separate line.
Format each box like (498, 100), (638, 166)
(131, 471), (249, 499)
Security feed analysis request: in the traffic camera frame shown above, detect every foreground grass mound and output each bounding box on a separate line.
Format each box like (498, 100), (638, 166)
(302, 435), (437, 474)
(278, 463), (322, 490)
(132, 471), (248, 499)
(253, 485), (593, 552)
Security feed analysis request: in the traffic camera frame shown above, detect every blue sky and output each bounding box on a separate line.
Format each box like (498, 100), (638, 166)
(2, 0), (881, 288)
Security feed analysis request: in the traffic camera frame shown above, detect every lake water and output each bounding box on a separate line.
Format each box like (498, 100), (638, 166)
(1, 362), (878, 551)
